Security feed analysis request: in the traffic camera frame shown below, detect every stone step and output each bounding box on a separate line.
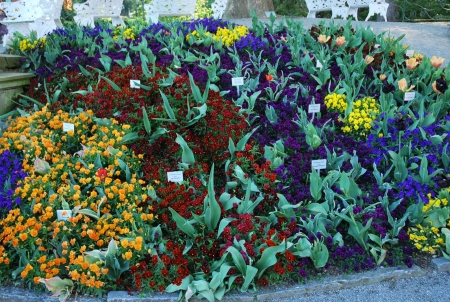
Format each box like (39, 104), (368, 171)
(0, 72), (34, 115)
(0, 54), (26, 69)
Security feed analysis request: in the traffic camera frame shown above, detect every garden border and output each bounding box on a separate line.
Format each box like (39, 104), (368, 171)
(0, 264), (427, 302)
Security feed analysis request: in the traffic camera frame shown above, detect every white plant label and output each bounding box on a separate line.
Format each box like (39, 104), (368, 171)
(63, 123), (75, 132)
(265, 11), (276, 18)
(167, 171), (184, 182)
(130, 80), (141, 89)
(406, 49), (414, 58)
(404, 91), (416, 101)
(232, 77), (244, 86)
(308, 104), (321, 113)
(374, 44), (380, 49)
(316, 60), (323, 70)
(311, 159), (327, 170)
(57, 210), (72, 221)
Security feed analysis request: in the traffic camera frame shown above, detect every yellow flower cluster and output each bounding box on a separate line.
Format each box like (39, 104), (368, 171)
(408, 224), (444, 254)
(19, 37), (46, 52)
(112, 25), (137, 40)
(408, 190), (450, 255)
(325, 93), (380, 137)
(324, 93), (347, 112)
(213, 26), (249, 47)
(186, 25), (249, 47)
(423, 193), (448, 213)
(343, 97), (380, 136)
(0, 107), (155, 291)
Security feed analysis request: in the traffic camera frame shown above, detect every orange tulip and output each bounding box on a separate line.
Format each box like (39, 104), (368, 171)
(335, 36), (346, 47)
(430, 56), (445, 68)
(398, 78), (415, 92)
(317, 35), (330, 44)
(265, 74), (273, 81)
(405, 58), (419, 70)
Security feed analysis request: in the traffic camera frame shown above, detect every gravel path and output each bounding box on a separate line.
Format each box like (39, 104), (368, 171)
(271, 270), (450, 302)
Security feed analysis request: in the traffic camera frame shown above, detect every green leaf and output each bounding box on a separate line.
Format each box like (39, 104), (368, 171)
(168, 207), (196, 238)
(100, 76), (121, 91)
(165, 275), (193, 292)
(94, 153), (102, 168)
(217, 218), (236, 238)
(227, 246), (247, 274)
(159, 90), (176, 120)
(117, 158), (131, 182)
(309, 168), (323, 201)
(175, 134), (195, 165)
(241, 265), (258, 292)
(142, 107), (151, 134)
(310, 240), (329, 268)
(77, 209), (100, 220)
(306, 203), (328, 216)
(121, 132), (140, 144)
(255, 241), (288, 278)
(78, 64), (92, 77)
(209, 264), (232, 291)
(204, 164), (221, 231)
(236, 127), (259, 151)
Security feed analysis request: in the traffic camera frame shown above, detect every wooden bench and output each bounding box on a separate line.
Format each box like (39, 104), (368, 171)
(346, 0), (389, 21)
(305, 0), (349, 19)
(0, 0), (63, 47)
(144, 0), (196, 24)
(211, 0), (227, 19)
(73, 0), (125, 27)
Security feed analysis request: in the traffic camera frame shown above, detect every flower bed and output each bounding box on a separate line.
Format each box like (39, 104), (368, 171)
(0, 17), (449, 301)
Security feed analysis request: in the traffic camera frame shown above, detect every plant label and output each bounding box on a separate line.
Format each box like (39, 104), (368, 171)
(63, 123), (74, 132)
(167, 171), (184, 182)
(374, 44), (380, 49)
(311, 159), (327, 170)
(406, 49), (414, 58)
(130, 80), (141, 89)
(316, 60), (323, 70)
(57, 210), (72, 221)
(404, 91), (415, 101)
(265, 11), (276, 18)
(232, 77), (244, 86)
(308, 104), (321, 113)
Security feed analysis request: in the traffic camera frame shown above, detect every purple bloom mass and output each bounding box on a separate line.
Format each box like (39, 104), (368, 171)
(0, 150), (26, 218)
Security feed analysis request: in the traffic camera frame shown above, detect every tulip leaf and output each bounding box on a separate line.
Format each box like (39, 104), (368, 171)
(99, 76), (121, 91)
(227, 246), (247, 274)
(241, 265), (258, 292)
(204, 164), (221, 231)
(217, 218), (236, 238)
(159, 90), (176, 120)
(255, 240), (289, 278)
(121, 132), (140, 144)
(236, 127), (259, 151)
(175, 134), (195, 165)
(169, 207), (196, 238)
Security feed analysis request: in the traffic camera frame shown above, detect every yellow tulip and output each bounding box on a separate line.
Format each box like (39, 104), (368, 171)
(364, 55), (374, 65)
